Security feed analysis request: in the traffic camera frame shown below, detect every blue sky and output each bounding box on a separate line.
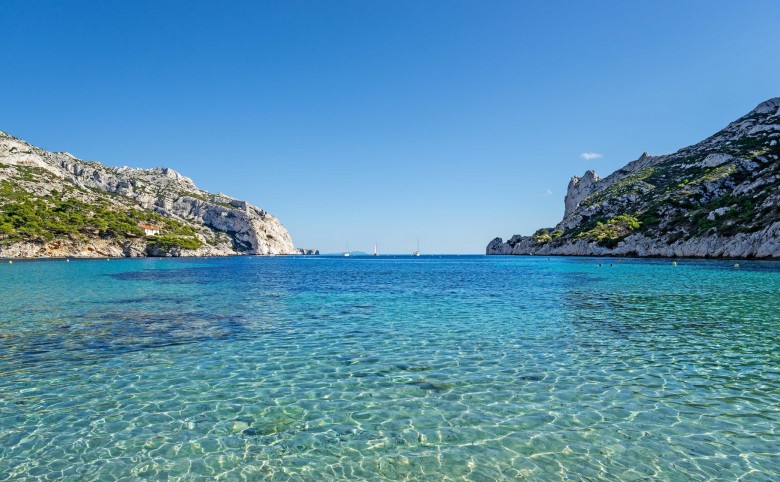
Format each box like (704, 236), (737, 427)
(2, 1), (779, 253)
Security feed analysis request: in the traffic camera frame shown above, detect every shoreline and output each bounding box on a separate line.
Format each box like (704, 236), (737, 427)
(4, 253), (779, 262)
(0, 253), (316, 261)
(486, 253), (780, 261)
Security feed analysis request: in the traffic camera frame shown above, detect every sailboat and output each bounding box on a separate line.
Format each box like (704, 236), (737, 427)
(343, 242), (350, 257)
(374, 242), (378, 257)
(412, 237), (420, 256)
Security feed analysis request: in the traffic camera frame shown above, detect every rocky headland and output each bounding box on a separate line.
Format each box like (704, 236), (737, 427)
(487, 98), (780, 259)
(0, 131), (317, 258)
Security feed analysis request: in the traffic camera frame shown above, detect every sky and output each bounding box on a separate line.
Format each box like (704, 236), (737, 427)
(1, 1), (779, 254)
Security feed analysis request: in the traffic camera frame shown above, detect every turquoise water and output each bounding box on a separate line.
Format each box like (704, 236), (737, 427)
(1, 255), (779, 480)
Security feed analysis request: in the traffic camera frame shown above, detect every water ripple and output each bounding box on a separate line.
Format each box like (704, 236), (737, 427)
(1, 256), (779, 480)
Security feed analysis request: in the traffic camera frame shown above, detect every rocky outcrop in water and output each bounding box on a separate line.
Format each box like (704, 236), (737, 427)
(488, 98), (780, 259)
(0, 131), (316, 257)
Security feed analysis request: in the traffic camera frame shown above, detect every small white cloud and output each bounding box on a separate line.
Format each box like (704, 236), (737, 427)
(580, 152), (603, 160)
(543, 189), (553, 196)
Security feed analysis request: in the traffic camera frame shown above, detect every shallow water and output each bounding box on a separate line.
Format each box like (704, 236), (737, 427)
(1, 255), (779, 480)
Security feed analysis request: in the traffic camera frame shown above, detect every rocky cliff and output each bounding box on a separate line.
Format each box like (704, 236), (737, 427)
(487, 98), (780, 259)
(0, 131), (317, 257)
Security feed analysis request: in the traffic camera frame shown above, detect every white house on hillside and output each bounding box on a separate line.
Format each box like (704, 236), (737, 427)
(138, 224), (160, 236)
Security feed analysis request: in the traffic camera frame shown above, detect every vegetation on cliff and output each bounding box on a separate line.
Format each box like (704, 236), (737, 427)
(0, 178), (203, 251)
(0, 164), (204, 253)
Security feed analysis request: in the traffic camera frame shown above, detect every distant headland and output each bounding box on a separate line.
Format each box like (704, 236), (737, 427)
(0, 131), (317, 258)
(488, 98), (780, 259)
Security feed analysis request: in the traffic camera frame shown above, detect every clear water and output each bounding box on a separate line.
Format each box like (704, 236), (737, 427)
(1, 255), (779, 481)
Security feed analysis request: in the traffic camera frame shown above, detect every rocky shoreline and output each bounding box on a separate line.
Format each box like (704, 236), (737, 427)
(488, 221), (780, 259)
(0, 238), (319, 259)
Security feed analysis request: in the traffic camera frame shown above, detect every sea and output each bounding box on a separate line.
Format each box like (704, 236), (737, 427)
(1, 255), (779, 480)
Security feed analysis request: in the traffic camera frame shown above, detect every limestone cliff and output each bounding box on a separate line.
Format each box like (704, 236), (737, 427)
(0, 131), (317, 258)
(487, 98), (780, 259)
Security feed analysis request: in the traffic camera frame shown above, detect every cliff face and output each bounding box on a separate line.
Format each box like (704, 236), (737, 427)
(488, 98), (780, 259)
(0, 131), (317, 258)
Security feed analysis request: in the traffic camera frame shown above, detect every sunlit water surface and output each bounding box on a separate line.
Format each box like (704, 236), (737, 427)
(1, 255), (779, 480)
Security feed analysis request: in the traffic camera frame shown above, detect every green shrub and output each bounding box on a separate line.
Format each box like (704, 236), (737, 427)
(532, 228), (552, 244)
(577, 214), (641, 247)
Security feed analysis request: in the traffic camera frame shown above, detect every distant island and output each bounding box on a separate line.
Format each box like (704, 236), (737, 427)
(488, 98), (780, 259)
(0, 131), (317, 258)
